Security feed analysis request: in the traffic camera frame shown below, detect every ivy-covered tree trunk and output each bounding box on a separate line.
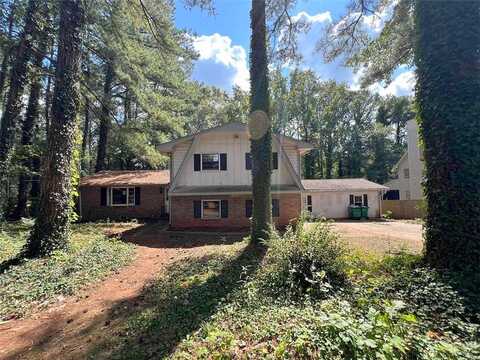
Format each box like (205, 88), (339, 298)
(249, 0), (272, 242)
(95, 61), (114, 172)
(0, 0), (41, 176)
(415, 1), (480, 270)
(11, 32), (49, 220)
(26, 0), (85, 257)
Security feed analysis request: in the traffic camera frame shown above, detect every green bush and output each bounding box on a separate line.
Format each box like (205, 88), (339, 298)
(258, 219), (348, 299)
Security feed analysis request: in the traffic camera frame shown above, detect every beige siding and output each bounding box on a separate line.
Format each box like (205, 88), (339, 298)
(305, 190), (381, 219)
(173, 132), (298, 187)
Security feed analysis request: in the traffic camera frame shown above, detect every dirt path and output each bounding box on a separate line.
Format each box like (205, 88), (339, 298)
(0, 224), (236, 360)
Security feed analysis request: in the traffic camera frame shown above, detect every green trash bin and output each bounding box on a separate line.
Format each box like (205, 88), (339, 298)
(349, 206), (362, 220)
(361, 206), (369, 219)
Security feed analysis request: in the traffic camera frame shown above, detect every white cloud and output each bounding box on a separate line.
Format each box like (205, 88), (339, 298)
(292, 11), (332, 24)
(191, 33), (249, 91)
(370, 70), (416, 97)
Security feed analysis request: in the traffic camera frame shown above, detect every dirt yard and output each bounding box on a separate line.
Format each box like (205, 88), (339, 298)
(330, 220), (423, 254)
(0, 224), (244, 360)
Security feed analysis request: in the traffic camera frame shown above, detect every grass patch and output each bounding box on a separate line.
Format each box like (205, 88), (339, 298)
(0, 221), (135, 320)
(89, 222), (479, 359)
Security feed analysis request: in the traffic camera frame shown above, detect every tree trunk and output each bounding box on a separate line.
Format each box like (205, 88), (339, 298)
(26, 0), (85, 257)
(0, 0), (41, 167)
(44, 43), (55, 137)
(10, 32), (49, 220)
(95, 62), (114, 172)
(81, 96), (90, 171)
(0, 4), (15, 103)
(325, 139), (333, 179)
(415, 1), (480, 270)
(249, 0), (272, 242)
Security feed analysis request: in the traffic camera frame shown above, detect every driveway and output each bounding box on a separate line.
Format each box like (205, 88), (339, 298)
(329, 220), (423, 255)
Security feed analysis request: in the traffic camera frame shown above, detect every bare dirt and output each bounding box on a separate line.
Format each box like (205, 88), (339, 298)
(331, 220), (423, 254)
(0, 223), (245, 360)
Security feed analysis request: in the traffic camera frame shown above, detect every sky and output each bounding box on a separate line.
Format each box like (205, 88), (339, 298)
(174, 0), (414, 97)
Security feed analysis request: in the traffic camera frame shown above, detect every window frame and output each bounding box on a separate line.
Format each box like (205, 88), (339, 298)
(201, 153), (220, 171)
(354, 195), (363, 207)
(201, 199), (221, 219)
(306, 195), (313, 213)
(404, 168), (410, 179)
(109, 187), (136, 207)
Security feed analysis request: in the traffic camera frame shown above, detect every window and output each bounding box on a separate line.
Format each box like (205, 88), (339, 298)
(245, 152), (278, 170)
(245, 199), (279, 217)
(404, 168), (410, 179)
(354, 195), (363, 207)
(202, 154), (220, 170)
(194, 153), (227, 171)
(306, 195), (313, 213)
(110, 187), (135, 206)
(202, 200), (220, 219)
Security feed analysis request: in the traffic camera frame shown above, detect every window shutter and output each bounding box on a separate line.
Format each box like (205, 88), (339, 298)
(221, 200), (228, 218)
(245, 153), (252, 170)
(363, 194), (368, 207)
(135, 187), (141, 205)
(100, 187), (107, 206)
(272, 152), (278, 170)
(220, 153), (227, 171)
(349, 195), (354, 205)
(194, 154), (201, 171)
(245, 199), (253, 217)
(193, 200), (201, 218)
(272, 199), (280, 218)
(307, 195), (312, 206)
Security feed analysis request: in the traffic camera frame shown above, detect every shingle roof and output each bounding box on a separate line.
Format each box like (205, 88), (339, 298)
(80, 170), (170, 187)
(301, 178), (388, 192)
(171, 184), (300, 195)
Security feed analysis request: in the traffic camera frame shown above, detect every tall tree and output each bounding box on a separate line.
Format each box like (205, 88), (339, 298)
(26, 0), (85, 257)
(249, 0), (272, 242)
(0, 2), (15, 104)
(95, 61), (114, 172)
(415, 1), (480, 270)
(10, 28), (49, 220)
(0, 0), (42, 187)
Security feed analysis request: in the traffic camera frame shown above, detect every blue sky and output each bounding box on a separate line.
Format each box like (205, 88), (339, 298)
(174, 0), (414, 96)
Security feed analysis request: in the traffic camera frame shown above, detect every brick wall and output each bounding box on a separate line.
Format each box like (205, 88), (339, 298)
(80, 185), (166, 221)
(170, 193), (301, 230)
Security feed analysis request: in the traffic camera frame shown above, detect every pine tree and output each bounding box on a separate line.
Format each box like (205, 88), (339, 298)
(249, 0), (272, 242)
(26, 0), (85, 257)
(415, 1), (480, 270)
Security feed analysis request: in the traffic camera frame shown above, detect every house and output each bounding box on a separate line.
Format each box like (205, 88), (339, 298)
(79, 170), (169, 221)
(384, 120), (424, 200)
(79, 122), (388, 227)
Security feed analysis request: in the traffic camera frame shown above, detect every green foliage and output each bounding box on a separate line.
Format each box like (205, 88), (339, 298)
(382, 210), (393, 219)
(258, 219), (348, 299)
(0, 222), (134, 319)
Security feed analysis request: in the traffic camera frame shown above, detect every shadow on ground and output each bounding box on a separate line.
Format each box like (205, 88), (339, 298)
(87, 240), (266, 359)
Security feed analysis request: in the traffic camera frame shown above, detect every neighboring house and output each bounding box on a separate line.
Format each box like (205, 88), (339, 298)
(384, 120), (424, 200)
(79, 122), (388, 227)
(79, 170), (169, 221)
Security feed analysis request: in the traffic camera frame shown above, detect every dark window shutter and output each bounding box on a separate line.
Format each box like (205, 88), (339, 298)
(363, 194), (368, 207)
(100, 187), (107, 206)
(307, 195), (312, 206)
(245, 199), (253, 217)
(349, 195), (354, 205)
(221, 200), (228, 218)
(220, 153), (227, 171)
(272, 152), (278, 170)
(194, 154), (201, 171)
(245, 153), (252, 170)
(272, 199), (280, 218)
(193, 200), (201, 218)
(135, 187), (141, 205)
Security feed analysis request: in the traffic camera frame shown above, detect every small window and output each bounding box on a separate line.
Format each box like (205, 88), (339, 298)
(306, 195), (312, 213)
(202, 200), (221, 219)
(354, 195), (363, 207)
(110, 187), (135, 206)
(404, 168), (410, 179)
(202, 154), (220, 170)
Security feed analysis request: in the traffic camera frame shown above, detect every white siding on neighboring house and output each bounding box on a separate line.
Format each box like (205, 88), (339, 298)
(173, 131), (298, 187)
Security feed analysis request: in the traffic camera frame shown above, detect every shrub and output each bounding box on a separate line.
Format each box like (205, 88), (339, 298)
(258, 218), (348, 299)
(382, 210), (393, 219)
